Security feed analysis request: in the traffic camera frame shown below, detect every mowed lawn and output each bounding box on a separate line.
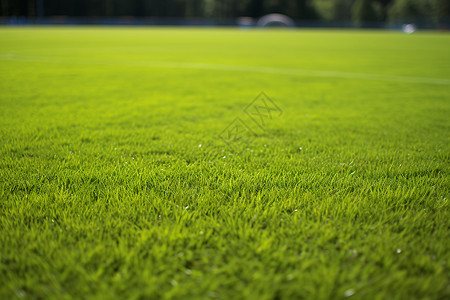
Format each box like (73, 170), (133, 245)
(0, 27), (449, 299)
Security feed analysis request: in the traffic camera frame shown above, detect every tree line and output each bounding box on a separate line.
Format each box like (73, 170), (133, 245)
(1, 0), (449, 24)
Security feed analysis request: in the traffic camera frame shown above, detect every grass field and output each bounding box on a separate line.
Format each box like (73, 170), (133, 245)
(0, 27), (449, 299)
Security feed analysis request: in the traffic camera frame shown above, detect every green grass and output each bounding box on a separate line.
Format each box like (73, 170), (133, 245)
(0, 27), (449, 300)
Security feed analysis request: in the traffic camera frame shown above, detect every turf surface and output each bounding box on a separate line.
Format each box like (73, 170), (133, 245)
(0, 28), (449, 299)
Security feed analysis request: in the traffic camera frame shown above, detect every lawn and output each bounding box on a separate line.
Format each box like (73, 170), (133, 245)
(0, 27), (449, 299)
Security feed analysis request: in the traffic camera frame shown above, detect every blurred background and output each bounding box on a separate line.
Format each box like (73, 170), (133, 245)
(0, 0), (449, 29)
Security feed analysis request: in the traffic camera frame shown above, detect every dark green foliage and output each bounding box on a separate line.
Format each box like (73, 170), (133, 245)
(352, 0), (381, 25)
(2, 0), (450, 24)
(331, 0), (354, 21)
(388, 0), (430, 23)
(0, 0), (320, 19)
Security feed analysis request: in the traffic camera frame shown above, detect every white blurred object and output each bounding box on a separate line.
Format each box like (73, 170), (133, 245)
(402, 24), (416, 34)
(257, 14), (295, 28)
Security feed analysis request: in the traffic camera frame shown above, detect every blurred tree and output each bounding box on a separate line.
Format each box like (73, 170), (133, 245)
(243, 0), (263, 18)
(0, 0), (7, 15)
(287, 0), (319, 20)
(388, 0), (433, 23)
(0, 0), (28, 16)
(352, 0), (382, 25)
(1, 0), (446, 25)
(376, 0), (393, 21)
(186, 0), (203, 18)
(430, 0), (450, 22)
(312, 0), (334, 21)
(105, 0), (113, 16)
(0, 0), (314, 19)
(332, 0), (354, 21)
(26, 0), (36, 17)
(260, 0), (318, 19)
(87, 0), (106, 16)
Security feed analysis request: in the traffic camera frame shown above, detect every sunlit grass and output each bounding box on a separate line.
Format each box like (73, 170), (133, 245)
(0, 27), (449, 299)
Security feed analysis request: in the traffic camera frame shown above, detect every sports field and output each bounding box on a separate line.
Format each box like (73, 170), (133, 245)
(0, 28), (449, 299)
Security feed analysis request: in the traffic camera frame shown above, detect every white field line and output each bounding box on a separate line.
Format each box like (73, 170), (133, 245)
(1, 54), (450, 85)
